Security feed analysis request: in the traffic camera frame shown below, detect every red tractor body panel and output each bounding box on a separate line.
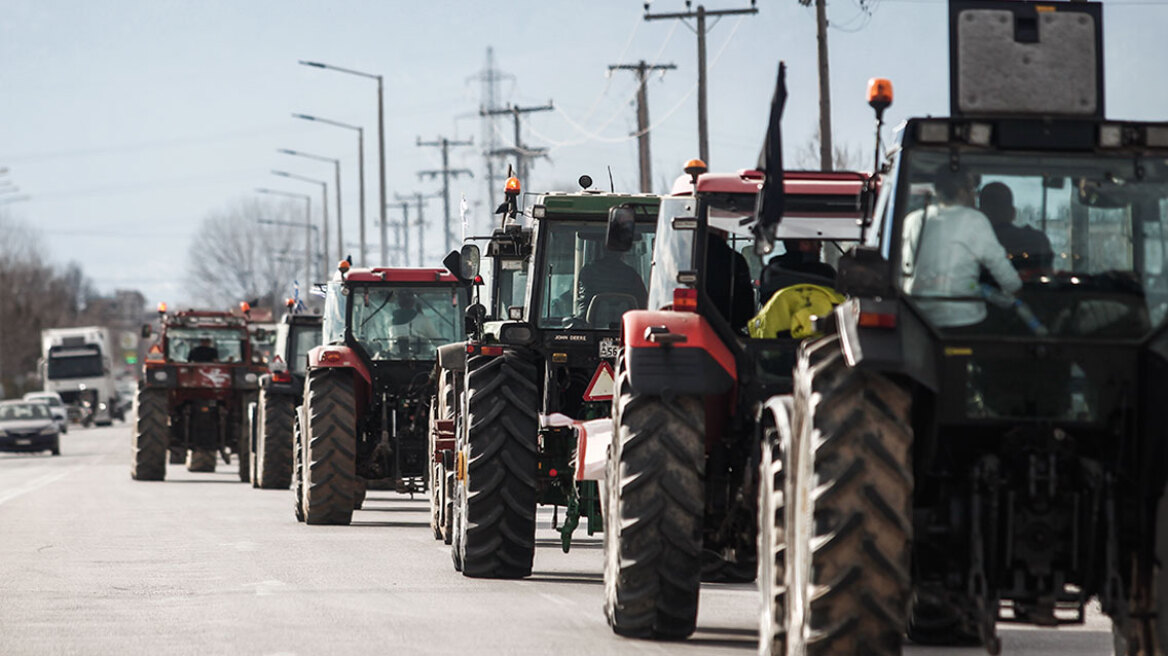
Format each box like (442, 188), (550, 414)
(620, 309), (737, 397)
(342, 267), (460, 284)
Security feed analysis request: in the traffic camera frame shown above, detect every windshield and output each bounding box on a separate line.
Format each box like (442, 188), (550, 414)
(322, 281), (347, 345)
(165, 328), (247, 363)
(288, 324), (322, 375)
(494, 259), (528, 320)
(46, 347), (103, 379)
(25, 395), (62, 407)
(0, 403), (50, 420)
(349, 285), (464, 360)
(536, 219), (655, 330)
(896, 149), (1168, 339)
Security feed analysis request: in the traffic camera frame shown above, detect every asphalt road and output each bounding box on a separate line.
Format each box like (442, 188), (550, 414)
(0, 422), (1116, 655)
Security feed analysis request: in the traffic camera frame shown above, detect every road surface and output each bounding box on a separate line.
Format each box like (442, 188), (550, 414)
(0, 423), (1115, 655)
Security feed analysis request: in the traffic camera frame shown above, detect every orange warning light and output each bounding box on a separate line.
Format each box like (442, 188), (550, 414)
(868, 78), (893, 111)
(504, 176), (521, 196)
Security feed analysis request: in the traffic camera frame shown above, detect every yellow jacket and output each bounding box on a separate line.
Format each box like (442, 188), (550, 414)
(748, 284), (846, 339)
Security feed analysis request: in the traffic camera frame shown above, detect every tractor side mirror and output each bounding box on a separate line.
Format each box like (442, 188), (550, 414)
(140, 324), (152, 339)
(606, 205), (636, 252)
(443, 245), (481, 284)
(465, 303), (486, 334)
(837, 246), (893, 297)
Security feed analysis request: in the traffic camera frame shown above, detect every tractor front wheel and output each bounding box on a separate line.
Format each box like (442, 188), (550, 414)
(457, 352), (539, 579)
(758, 397), (793, 655)
(303, 369), (358, 526)
(131, 388), (168, 481)
(604, 367), (705, 640)
(292, 408), (306, 523)
(785, 335), (913, 656)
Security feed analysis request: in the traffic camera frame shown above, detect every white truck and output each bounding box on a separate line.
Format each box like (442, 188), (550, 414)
(40, 326), (121, 427)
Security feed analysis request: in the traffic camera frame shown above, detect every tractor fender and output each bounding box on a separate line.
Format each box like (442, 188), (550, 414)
(621, 310), (736, 396)
(436, 341), (467, 372)
(835, 297), (939, 392)
(307, 345), (372, 386)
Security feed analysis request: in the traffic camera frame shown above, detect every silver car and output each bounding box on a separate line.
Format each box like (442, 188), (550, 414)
(23, 392), (68, 434)
(0, 401), (61, 456)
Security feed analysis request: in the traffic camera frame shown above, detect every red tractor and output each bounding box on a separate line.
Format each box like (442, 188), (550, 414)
(601, 162), (873, 639)
(293, 263), (468, 525)
(131, 303), (265, 481)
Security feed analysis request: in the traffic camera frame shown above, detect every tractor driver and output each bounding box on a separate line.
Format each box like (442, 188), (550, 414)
(903, 169), (1021, 329)
(389, 291), (439, 341)
(575, 250), (648, 319)
(188, 338), (219, 363)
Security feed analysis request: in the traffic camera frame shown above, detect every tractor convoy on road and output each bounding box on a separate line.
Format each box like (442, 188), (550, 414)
(111, 2), (1168, 653)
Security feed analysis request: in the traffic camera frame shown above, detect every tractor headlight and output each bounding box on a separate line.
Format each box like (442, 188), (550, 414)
(153, 371), (167, 382)
(499, 323), (534, 346)
(244, 373), (258, 384)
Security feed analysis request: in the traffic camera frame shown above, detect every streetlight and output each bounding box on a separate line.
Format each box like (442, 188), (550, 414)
(293, 113), (367, 266)
(278, 148), (344, 265)
(255, 187), (313, 285)
(272, 170), (329, 280)
(298, 60), (388, 266)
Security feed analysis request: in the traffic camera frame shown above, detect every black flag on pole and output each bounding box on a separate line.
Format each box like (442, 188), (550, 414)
(753, 62), (787, 254)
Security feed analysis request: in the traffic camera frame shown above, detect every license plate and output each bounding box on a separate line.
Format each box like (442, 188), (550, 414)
(15, 438), (31, 446)
(598, 337), (620, 359)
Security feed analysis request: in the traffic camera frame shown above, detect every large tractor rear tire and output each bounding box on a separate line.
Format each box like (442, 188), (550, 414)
(758, 397), (793, 655)
(292, 408), (306, 523)
(604, 366), (705, 640)
(256, 389), (295, 490)
(186, 449), (217, 473)
(457, 352), (540, 579)
(786, 335), (913, 656)
(131, 388), (168, 481)
(303, 369), (358, 526)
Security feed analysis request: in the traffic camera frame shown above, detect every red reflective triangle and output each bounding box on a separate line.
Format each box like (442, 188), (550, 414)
(582, 361), (616, 402)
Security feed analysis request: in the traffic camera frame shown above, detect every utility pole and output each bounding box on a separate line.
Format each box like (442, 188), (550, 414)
(644, 1), (758, 165)
(390, 203), (408, 267)
(395, 192), (438, 266)
(814, 0), (832, 170)
(416, 136), (474, 255)
(481, 102), (554, 184)
(608, 60), (677, 193)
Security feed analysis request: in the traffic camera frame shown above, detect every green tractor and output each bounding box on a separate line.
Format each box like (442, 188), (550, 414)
(445, 175), (659, 578)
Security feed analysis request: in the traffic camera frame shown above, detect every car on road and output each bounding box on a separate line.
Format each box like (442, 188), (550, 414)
(22, 391), (68, 434)
(0, 401), (61, 455)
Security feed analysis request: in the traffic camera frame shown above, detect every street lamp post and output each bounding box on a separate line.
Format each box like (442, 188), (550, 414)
(278, 148), (343, 265)
(293, 113), (366, 266)
(255, 187), (313, 285)
(272, 170), (329, 280)
(298, 61), (388, 266)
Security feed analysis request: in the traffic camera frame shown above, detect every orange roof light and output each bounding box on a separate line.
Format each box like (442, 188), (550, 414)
(504, 176), (521, 196)
(157, 302), (167, 314)
(867, 78), (893, 111)
(285, 297), (295, 308)
(338, 260), (351, 273)
(239, 301), (251, 314)
(684, 159), (708, 177)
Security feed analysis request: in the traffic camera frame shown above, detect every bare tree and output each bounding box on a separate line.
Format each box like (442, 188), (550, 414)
(0, 213), (100, 397)
(184, 197), (307, 310)
(794, 127), (863, 171)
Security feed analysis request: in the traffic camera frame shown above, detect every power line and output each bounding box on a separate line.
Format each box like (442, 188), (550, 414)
(644, 1), (759, 165)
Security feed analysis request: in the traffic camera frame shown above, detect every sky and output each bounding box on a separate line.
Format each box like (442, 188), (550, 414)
(2, 0), (1167, 307)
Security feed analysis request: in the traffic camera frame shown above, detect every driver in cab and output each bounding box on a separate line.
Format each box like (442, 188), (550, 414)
(388, 291), (439, 341)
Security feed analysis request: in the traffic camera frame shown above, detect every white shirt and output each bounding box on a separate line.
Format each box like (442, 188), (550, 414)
(901, 203), (1022, 327)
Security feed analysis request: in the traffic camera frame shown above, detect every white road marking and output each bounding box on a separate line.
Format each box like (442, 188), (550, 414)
(0, 462), (93, 508)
